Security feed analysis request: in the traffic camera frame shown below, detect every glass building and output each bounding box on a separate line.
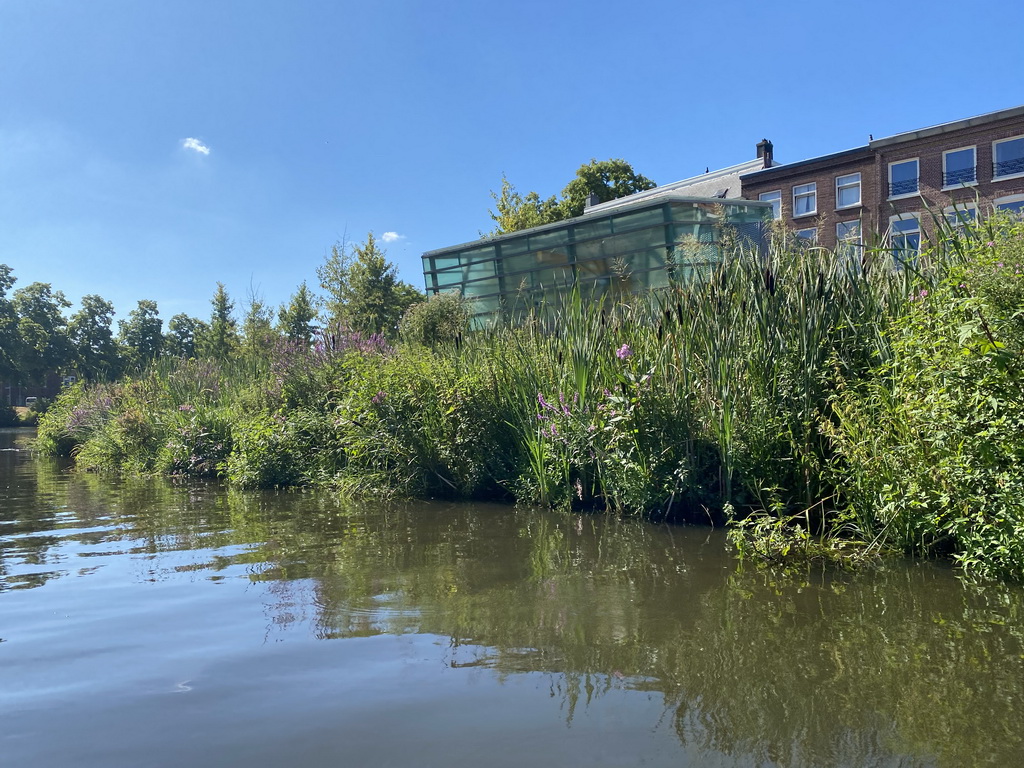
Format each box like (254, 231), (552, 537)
(421, 195), (772, 324)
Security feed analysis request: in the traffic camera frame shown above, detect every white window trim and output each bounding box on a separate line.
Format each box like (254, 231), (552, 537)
(759, 190), (782, 220)
(836, 219), (862, 240)
(994, 193), (1024, 212)
(943, 202), (978, 226)
(888, 158), (920, 200)
(835, 173), (862, 210)
(941, 146), (978, 191)
(792, 183), (817, 218)
(992, 135), (1024, 182)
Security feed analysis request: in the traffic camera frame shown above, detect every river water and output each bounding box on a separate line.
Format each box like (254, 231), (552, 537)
(2, 428), (1023, 767)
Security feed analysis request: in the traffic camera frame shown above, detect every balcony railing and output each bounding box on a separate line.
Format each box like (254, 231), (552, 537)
(943, 167), (976, 186)
(889, 178), (918, 197)
(994, 157), (1024, 178)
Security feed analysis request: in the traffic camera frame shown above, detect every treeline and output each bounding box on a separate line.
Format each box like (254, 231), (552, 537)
(35, 217), (1024, 580)
(0, 233), (423, 390)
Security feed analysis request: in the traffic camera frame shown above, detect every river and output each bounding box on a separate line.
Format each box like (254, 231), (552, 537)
(2, 427), (1023, 767)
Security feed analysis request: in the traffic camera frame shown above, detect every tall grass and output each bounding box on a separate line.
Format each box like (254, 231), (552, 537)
(35, 217), (1024, 578)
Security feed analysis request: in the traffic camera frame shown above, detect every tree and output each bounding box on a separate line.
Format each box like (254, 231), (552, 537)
(165, 313), (208, 359)
(12, 282), (73, 383)
(277, 281), (318, 343)
(487, 159), (656, 234)
(488, 175), (563, 235)
(399, 290), (471, 348)
(317, 233), (423, 337)
(68, 294), (119, 381)
(119, 300), (163, 371)
(0, 265), (21, 381)
(559, 158), (656, 218)
(201, 282), (238, 361)
(240, 291), (276, 358)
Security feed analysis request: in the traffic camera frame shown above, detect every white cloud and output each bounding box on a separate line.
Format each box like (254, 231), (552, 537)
(181, 137), (210, 155)
(381, 231), (404, 243)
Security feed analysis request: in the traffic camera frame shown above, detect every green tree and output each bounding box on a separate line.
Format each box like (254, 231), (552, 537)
(317, 233), (423, 337)
(201, 282), (238, 361)
(12, 282), (73, 383)
(399, 290), (471, 347)
(277, 281), (318, 343)
(559, 158), (656, 218)
(68, 294), (119, 381)
(240, 292), (276, 358)
(488, 175), (563, 235)
(0, 265), (21, 381)
(164, 313), (208, 359)
(487, 159), (656, 234)
(119, 300), (163, 371)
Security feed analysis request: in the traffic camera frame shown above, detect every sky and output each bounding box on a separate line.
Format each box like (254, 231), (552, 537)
(2, 0), (1022, 323)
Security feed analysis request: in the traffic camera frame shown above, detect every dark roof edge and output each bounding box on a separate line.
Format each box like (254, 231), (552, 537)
(422, 196), (772, 258)
(740, 145), (870, 180)
(870, 104), (1024, 149)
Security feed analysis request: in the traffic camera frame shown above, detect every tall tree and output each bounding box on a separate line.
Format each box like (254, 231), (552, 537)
(68, 294), (119, 381)
(0, 265), (21, 381)
(317, 233), (423, 337)
(488, 159), (656, 234)
(277, 281), (318, 343)
(240, 291), (276, 358)
(165, 313), (208, 359)
(201, 282), (238, 361)
(12, 282), (73, 383)
(119, 300), (163, 371)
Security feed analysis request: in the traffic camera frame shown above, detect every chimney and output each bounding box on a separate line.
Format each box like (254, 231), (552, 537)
(756, 138), (773, 168)
(585, 192), (601, 209)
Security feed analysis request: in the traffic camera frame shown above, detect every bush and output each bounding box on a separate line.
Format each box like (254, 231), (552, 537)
(399, 291), (471, 348)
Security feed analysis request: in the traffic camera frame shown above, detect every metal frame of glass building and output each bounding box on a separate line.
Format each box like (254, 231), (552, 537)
(421, 194), (772, 324)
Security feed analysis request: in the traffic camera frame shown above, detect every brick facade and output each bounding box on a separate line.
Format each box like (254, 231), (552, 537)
(739, 106), (1024, 250)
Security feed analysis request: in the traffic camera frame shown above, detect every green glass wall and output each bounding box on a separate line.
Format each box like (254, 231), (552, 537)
(422, 197), (771, 324)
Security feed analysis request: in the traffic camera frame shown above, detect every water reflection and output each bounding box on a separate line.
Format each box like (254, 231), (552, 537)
(2, 429), (1024, 766)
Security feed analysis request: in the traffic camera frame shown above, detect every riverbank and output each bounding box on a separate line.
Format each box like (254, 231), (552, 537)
(36, 220), (1024, 579)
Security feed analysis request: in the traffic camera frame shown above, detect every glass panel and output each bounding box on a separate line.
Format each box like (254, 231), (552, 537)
(994, 137), (1024, 177)
(462, 260), (496, 281)
(430, 255), (461, 271)
(997, 199), (1024, 214)
(944, 148), (976, 186)
(501, 253), (539, 275)
(610, 207), (665, 232)
(534, 266), (575, 287)
(795, 228), (817, 242)
(572, 220), (612, 240)
(891, 217), (919, 234)
(528, 229), (569, 250)
(435, 271), (464, 288)
(463, 277), (501, 297)
(497, 236), (530, 257)
(890, 160), (918, 195)
(599, 228), (667, 256)
(532, 248), (571, 268)
(460, 245), (497, 264)
(794, 183), (816, 216)
(836, 174), (861, 208)
(575, 257), (609, 279)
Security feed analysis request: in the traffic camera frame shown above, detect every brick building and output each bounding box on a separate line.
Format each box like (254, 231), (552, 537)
(739, 105), (1024, 251)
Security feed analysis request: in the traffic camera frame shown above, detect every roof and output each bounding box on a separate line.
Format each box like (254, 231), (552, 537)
(422, 193), (772, 257)
(870, 104), (1024, 149)
(585, 157), (770, 213)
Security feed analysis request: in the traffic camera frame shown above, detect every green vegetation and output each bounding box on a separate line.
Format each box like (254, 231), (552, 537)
(488, 158), (656, 234)
(32, 216), (1024, 580)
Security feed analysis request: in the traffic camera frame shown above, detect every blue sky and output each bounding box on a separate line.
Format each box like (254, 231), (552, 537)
(2, 0), (1022, 322)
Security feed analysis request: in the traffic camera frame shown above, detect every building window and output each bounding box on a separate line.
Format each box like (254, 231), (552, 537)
(889, 214), (921, 264)
(793, 183), (816, 217)
(993, 136), (1024, 180)
(889, 159), (919, 198)
(943, 203), (977, 234)
(995, 194), (1024, 215)
(836, 220), (862, 259)
(942, 147), (976, 187)
(835, 173), (861, 209)
(795, 227), (817, 243)
(759, 190), (782, 219)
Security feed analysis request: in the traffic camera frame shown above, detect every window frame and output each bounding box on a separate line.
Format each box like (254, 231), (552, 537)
(994, 193), (1024, 215)
(943, 202), (978, 231)
(888, 158), (920, 200)
(835, 219), (862, 262)
(792, 183), (817, 218)
(993, 135), (1024, 182)
(835, 173), (862, 210)
(758, 190), (782, 220)
(794, 227), (817, 244)
(941, 146), (977, 189)
(888, 213), (921, 264)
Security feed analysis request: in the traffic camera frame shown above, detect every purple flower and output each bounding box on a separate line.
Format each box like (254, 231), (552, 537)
(371, 391), (386, 405)
(179, 403), (195, 412)
(538, 393), (554, 410)
(987, 241), (996, 247)
(616, 344), (633, 360)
